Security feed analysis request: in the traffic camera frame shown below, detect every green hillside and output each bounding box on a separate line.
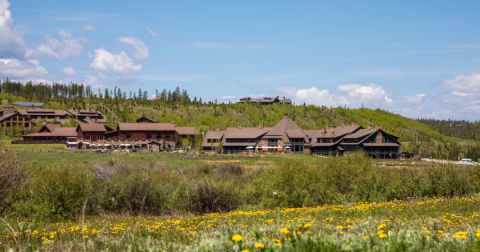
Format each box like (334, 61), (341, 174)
(1, 86), (480, 161)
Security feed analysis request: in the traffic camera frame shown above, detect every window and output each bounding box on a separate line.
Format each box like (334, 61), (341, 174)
(25, 123), (29, 127)
(165, 135), (170, 139)
(268, 139), (278, 143)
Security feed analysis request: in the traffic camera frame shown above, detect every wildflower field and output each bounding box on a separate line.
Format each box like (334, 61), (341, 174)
(2, 196), (480, 251)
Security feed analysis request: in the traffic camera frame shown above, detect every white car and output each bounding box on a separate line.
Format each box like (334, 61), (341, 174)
(460, 158), (473, 162)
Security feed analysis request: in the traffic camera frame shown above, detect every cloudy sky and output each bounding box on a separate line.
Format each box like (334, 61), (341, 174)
(1, 0), (480, 120)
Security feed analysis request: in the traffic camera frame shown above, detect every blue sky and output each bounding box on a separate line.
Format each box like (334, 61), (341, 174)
(2, 0), (480, 120)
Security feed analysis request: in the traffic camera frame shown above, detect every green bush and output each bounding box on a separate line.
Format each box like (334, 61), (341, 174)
(9, 165), (91, 220)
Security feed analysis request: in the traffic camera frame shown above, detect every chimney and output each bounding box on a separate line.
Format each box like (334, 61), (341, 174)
(215, 127), (220, 132)
(259, 123), (264, 129)
(368, 124), (372, 130)
(352, 121), (357, 127)
(171, 121), (175, 125)
(51, 107), (54, 110)
(341, 122), (346, 127)
(71, 107), (74, 112)
(326, 126), (330, 131)
(330, 131), (335, 137)
(25, 108), (28, 111)
(95, 109), (97, 113)
(283, 114), (290, 118)
(375, 124), (382, 130)
(3, 106), (15, 114)
(88, 107), (91, 111)
(238, 123), (242, 129)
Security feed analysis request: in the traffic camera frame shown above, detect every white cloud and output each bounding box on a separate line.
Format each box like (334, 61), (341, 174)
(337, 84), (393, 103)
(117, 36), (149, 62)
(146, 27), (160, 38)
(90, 48), (142, 74)
(437, 73), (480, 93)
(82, 24), (97, 31)
(0, 58), (49, 82)
(26, 30), (87, 61)
(222, 95), (237, 99)
(89, 48), (142, 85)
(275, 84), (480, 120)
(61, 67), (75, 75)
(0, 0), (26, 58)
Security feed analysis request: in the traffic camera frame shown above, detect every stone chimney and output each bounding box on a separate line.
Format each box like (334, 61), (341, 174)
(352, 121), (357, 127)
(88, 107), (91, 111)
(3, 106), (15, 114)
(215, 127), (220, 132)
(51, 107), (54, 110)
(283, 114), (290, 118)
(368, 124), (372, 130)
(326, 126), (330, 131)
(341, 122), (346, 127)
(259, 123), (264, 129)
(238, 123), (242, 129)
(171, 121), (175, 125)
(71, 107), (74, 112)
(25, 107), (28, 111)
(330, 131), (335, 137)
(375, 124), (382, 130)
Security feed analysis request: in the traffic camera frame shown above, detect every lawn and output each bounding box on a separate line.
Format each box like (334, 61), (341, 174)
(1, 195), (479, 251)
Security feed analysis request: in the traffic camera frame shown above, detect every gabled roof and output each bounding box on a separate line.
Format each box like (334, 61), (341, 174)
(342, 128), (375, 139)
(316, 126), (362, 139)
(202, 130), (225, 147)
(0, 112), (18, 122)
(204, 131), (225, 140)
(136, 117), (156, 123)
(18, 109), (68, 116)
(264, 116), (307, 142)
(76, 123), (113, 132)
(117, 123), (176, 131)
(23, 124), (77, 137)
(176, 127), (196, 135)
(223, 127), (271, 139)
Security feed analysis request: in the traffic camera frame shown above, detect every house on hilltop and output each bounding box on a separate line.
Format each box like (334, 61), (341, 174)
(238, 96), (292, 105)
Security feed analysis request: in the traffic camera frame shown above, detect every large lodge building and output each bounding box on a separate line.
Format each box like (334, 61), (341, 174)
(202, 115), (401, 159)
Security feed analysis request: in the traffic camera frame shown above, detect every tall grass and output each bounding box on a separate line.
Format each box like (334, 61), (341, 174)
(2, 153), (480, 220)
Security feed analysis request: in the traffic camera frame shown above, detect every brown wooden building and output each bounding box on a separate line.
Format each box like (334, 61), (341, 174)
(19, 124), (76, 144)
(76, 123), (114, 142)
(0, 107), (35, 131)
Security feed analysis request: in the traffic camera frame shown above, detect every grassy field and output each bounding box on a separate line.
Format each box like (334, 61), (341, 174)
(2, 138), (429, 168)
(1, 196), (479, 251)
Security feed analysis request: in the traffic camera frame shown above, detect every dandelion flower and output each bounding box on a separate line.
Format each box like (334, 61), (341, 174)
(336, 225), (344, 229)
(254, 243), (264, 248)
(276, 243), (282, 246)
(304, 223), (312, 228)
(280, 228), (290, 235)
(232, 234), (243, 242)
(242, 250), (250, 252)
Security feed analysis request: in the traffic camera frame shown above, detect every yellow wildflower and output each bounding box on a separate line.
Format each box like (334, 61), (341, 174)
(280, 228), (290, 235)
(254, 243), (264, 248)
(232, 234), (243, 242)
(304, 223), (312, 228)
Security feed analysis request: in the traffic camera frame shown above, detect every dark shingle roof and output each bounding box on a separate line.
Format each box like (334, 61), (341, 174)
(176, 127), (195, 135)
(77, 123), (113, 132)
(0, 113), (17, 122)
(117, 123), (176, 131)
(224, 127), (271, 139)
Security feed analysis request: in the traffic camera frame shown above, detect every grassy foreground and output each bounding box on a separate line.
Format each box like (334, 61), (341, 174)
(1, 196), (480, 251)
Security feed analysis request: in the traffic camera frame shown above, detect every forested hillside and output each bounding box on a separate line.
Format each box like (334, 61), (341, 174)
(417, 119), (480, 141)
(1, 80), (480, 160)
